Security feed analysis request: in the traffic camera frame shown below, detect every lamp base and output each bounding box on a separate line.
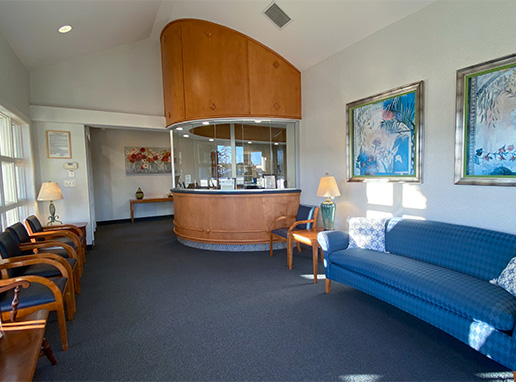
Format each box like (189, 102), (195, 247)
(48, 201), (62, 226)
(320, 198), (336, 230)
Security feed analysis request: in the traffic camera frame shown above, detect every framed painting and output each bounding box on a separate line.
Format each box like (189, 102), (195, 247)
(455, 53), (516, 186)
(347, 81), (423, 183)
(125, 147), (172, 174)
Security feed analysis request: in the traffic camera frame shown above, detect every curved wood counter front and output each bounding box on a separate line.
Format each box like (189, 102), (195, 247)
(173, 189), (301, 248)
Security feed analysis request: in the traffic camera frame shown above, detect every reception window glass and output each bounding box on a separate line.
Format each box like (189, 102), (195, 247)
(171, 120), (296, 189)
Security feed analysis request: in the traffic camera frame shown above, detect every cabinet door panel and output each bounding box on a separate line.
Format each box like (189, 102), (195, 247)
(248, 41), (301, 118)
(161, 22), (185, 126)
(181, 20), (250, 119)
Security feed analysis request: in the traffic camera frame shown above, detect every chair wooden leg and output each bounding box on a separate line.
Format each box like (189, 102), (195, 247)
(65, 281), (75, 320)
(513, 371), (515, 382)
(74, 266), (81, 294)
(270, 234), (273, 257)
(325, 278), (331, 294)
(56, 305), (68, 351)
(40, 338), (57, 365)
(296, 242), (301, 253)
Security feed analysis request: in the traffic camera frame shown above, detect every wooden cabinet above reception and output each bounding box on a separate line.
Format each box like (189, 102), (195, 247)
(160, 19), (301, 127)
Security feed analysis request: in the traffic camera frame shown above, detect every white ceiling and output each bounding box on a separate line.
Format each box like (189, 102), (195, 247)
(0, 0), (436, 72)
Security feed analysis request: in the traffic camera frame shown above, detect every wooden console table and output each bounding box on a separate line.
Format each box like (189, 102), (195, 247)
(130, 197), (174, 223)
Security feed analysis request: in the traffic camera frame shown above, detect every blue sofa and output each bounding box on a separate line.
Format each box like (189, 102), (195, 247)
(317, 218), (516, 372)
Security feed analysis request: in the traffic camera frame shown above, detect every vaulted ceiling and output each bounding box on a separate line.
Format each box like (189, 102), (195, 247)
(0, 0), (435, 72)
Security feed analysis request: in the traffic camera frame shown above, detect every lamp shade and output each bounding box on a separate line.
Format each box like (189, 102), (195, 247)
(317, 174), (340, 198)
(37, 182), (64, 201)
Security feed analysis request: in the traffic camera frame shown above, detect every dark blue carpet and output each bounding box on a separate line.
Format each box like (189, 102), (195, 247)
(33, 218), (513, 381)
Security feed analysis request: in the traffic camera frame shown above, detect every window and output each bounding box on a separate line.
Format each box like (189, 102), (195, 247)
(0, 111), (31, 231)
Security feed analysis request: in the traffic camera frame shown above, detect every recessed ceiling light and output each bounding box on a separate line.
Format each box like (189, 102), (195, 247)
(183, 134), (189, 138)
(58, 25), (72, 34)
(248, 141), (253, 144)
(202, 121), (210, 125)
(176, 127), (183, 130)
(209, 138), (214, 142)
(255, 120), (262, 123)
(274, 142), (279, 145)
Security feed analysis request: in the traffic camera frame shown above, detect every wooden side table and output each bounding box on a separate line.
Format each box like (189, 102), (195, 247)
(290, 228), (324, 284)
(0, 309), (56, 381)
(130, 197), (174, 223)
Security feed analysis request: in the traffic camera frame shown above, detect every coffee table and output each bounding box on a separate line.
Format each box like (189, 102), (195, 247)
(289, 228), (324, 284)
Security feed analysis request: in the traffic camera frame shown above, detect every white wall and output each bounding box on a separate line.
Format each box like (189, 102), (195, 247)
(300, 0), (516, 234)
(30, 39), (164, 116)
(0, 30), (30, 118)
(90, 127), (173, 222)
(32, 121), (93, 242)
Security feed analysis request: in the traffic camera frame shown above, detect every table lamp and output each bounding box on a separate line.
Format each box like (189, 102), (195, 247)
(37, 181), (64, 225)
(317, 173), (340, 230)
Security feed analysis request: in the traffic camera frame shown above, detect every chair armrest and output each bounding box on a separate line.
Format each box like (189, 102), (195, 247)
(268, 215), (296, 232)
(317, 230), (349, 254)
(288, 218), (316, 233)
(29, 231), (81, 249)
(19, 241), (78, 261)
(41, 224), (82, 237)
(0, 255), (70, 279)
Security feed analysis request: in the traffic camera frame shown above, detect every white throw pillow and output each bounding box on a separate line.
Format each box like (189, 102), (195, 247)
(496, 257), (516, 297)
(348, 217), (388, 252)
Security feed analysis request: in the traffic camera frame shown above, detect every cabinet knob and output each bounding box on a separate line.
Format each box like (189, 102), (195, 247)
(273, 61), (280, 69)
(206, 32), (212, 38)
(274, 103), (280, 110)
(205, 228), (211, 234)
(210, 103), (217, 110)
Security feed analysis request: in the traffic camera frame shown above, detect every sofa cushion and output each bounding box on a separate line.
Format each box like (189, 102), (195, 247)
(328, 248), (516, 331)
(385, 218), (516, 280)
(348, 217), (387, 252)
(497, 257), (516, 297)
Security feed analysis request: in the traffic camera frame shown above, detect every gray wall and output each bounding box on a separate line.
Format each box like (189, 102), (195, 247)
(300, 0), (516, 233)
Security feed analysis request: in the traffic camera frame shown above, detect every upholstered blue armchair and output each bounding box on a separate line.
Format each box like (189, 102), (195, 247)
(269, 204), (319, 257)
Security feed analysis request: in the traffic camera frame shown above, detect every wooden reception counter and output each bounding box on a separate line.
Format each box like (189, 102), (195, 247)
(173, 188), (301, 250)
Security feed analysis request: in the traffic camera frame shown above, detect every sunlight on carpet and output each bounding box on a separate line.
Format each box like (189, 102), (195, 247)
(339, 374), (382, 382)
(300, 274), (326, 280)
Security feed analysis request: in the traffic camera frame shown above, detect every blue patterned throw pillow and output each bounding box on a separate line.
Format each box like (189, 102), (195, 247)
(348, 217), (388, 252)
(496, 257), (516, 297)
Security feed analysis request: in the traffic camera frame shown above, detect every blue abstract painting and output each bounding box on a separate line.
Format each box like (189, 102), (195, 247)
(350, 87), (419, 180)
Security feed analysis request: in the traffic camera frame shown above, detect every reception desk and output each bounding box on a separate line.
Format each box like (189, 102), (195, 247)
(173, 188), (301, 251)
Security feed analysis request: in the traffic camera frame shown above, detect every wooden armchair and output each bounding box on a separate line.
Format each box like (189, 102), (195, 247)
(0, 279), (57, 369)
(7, 222), (82, 289)
(0, 264), (70, 350)
(269, 204), (319, 258)
(0, 232), (74, 350)
(25, 215), (86, 267)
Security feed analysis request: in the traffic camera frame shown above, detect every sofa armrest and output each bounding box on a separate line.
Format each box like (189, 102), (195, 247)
(317, 230), (349, 254)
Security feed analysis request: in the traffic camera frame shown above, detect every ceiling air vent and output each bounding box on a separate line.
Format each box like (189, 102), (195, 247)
(263, 2), (292, 30)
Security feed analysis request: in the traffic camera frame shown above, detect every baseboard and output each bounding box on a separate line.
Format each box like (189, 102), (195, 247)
(97, 215), (174, 226)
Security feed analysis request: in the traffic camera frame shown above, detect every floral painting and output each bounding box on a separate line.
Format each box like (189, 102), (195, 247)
(347, 81), (423, 182)
(125, 147), (172, 174)
(455, 54), (516, 186)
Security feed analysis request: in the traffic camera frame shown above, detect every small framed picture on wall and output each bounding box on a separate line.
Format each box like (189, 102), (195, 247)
(46, 130), (72, 159)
